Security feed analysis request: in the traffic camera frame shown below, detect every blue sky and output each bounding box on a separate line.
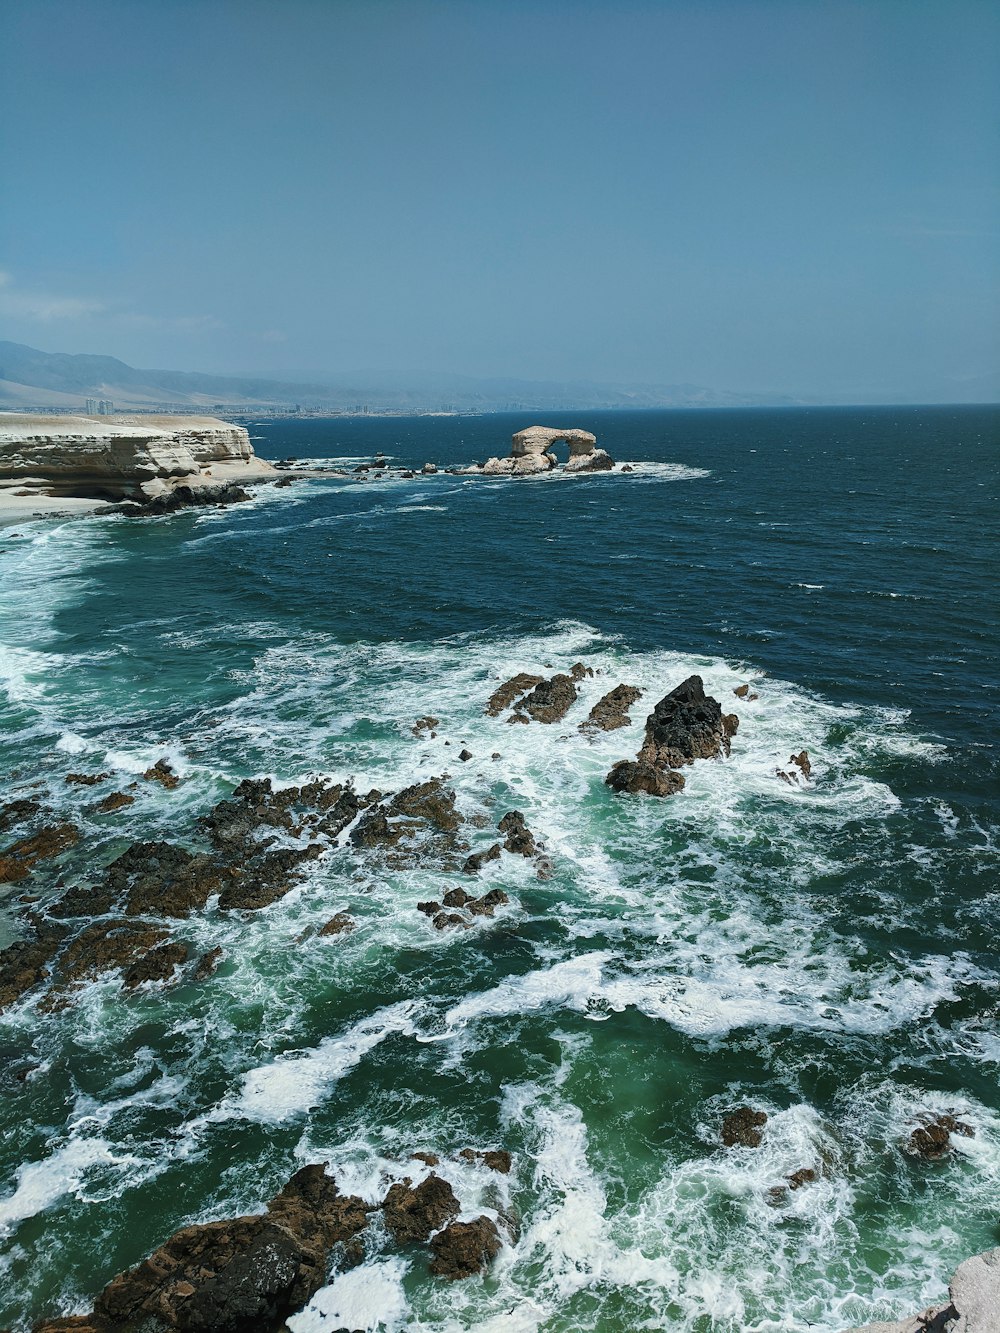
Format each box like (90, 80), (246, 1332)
(1, 0), (998, 400)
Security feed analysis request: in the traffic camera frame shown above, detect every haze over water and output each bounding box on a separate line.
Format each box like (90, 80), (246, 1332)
(1, 406), (998, 1330)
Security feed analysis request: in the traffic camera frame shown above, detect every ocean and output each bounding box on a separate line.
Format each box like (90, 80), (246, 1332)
(1, 405), (998, 1331)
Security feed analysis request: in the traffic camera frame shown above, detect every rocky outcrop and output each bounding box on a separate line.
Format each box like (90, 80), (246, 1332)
(382, 1174), (460, 1244)
(721, 1106), (768, 1147)
(31, 1165), (371, 1333)
(486, 672), (545, 716)
(905, 1113), (974, 1160)
(0, 413), (276, 505)
(581, 684), (643, 732)
(843, 1247), (1000, 1333)
(480, 425), (614, 476)
(605, 676), (737, 798)
(429, 1216), (503, 1279)
(0, 822), (79, 882)
(513, 672), (578, 724)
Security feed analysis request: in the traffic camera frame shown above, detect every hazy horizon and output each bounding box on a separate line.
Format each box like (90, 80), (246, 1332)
(2, 0), (998, 404)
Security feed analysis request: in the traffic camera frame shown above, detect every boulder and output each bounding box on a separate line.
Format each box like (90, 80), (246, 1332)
(143, 759), (180, 789)
(462, 843), (502, 874)
(604, 761), (685, 798)
(0, 823), (80, 883)
(498, 810), (536, 857)
(906, 1113), (974, 1160)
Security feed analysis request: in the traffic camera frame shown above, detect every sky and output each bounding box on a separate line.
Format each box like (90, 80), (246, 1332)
(1, 0), (998, 402)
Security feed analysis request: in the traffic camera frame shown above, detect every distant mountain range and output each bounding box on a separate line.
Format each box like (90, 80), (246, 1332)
(0, 341), (803, 413)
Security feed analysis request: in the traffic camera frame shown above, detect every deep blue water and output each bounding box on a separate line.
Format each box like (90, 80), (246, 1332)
(0, 405), (998, 1332)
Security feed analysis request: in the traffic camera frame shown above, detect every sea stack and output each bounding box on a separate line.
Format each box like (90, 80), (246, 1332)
(480, 425), (614, 475)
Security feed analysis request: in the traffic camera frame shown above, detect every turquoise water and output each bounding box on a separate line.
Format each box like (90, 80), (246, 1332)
(1, 406), (998, 1331)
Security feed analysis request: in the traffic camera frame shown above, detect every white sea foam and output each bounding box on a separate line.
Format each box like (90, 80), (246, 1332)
(0, 1138), (131, 1235)
(287, 1257), (411, 1332)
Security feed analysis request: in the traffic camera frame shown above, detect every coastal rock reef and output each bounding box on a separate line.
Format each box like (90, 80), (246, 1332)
(479, 424), (614, 475)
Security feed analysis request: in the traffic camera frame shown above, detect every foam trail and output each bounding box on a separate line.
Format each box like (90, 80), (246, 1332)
(287, 1257), (411, 1333)
(0, 1139), (126, 1235)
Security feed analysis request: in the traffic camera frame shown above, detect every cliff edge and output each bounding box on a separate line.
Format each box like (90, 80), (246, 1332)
(0, 412), (277, 513)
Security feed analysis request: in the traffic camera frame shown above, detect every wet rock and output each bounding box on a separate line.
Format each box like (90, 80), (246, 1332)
(65, 773), (110, 786)
(462, 843), (502, 874)
(349, 805), (407, 850)
(382, 1174), (460, 1245)
(458, 1148), (512, 1173)
(89, 792), (135, 814)
(466, 888), (509, 917)
(790, 750), (811, 778)
(416, 900), (441, 916)
(906, 1113), (974, 1160)
(122, 941), (188, 989)
(390, 779), (463, 832)
(0, 924), (67, 1010)
(638, 675), (737, 768)
(433, 911), (471, 930)
(721, 1106), (768, 1148)
(421, 462), (438, 474)
(569, 662), (593, 680)
(192, 946), (223, 981)
(604, 760), (685, 797)
(0, 797), (43, 834)
(498, 810), (536, 857)
(535, 854), (555, 880)
(411, 1151), (440, 1167)
(412, 716), (439, 735)
(513, 673), (577, 724)
(36, 1164), (372, 1333)
(581, 684), (643, 733)
(143, 759), (180, 789)
(318, 912), (355, 937)
(485, 672), (544, 716)
(429, 1215), (502, 1280)
(458, 749), (473, 762)
(786, 1167), (817, 1190)
(0, 823), (80, 883)
(216, 846), (322, 912)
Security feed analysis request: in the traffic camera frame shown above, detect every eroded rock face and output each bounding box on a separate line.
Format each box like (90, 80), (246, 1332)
(0, 413), (272, 504)
(843, 1246), (1000, 1333)
(605, 760), (685, 797)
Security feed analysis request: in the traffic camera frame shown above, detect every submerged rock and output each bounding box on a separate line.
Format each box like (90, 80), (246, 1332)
(721, 1106), (768, 1148)
(0, 823), (80, 883)
(0, 796), (43, 834)
(317, 912), (355, 937)
(462, 843), (502, 873)
(906, 1113), (974, 1160)
(143, 759), (180, 789)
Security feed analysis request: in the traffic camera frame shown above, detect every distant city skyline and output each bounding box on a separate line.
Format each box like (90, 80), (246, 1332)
(1, 0), (998, 404)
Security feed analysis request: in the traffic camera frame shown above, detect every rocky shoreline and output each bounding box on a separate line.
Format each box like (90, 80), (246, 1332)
(2, 658), (993, 1329)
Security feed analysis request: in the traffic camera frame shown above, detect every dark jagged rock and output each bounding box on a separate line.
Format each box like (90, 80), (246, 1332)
(411, 1151), (440, 1167)
(65, 772), (110, 786)
(428, 1216), (502, 1280)
(349, 805), (406, 850)
(485, 672), (544, 716)
(458, 749), (473, 762)
(0, 823), (80, 883)
(462, 843), (502, 874)
(721, 1106), (768, 1148)
(581, 684), (642, 733)
(906, 1113), (974, 1160)
(604, 760), (685, 798)
(317, 912), (355, 937)
(32, 1165), (370, 1333)
(382, 1174), (460, 1245)
(216, 846), (322, 911)
(786, 1167), (817, 1189)
(513, 673), (577, 725)
(569, 662), (594, 680)
(733, 683), (759, 701)
(467, 888), (508, 917)
(412, 715), (439, 735)
(638, 676), (737, 769)
(498, 810), (536, 857)
(390, 779), (463, 832)
(433, 911), (471, 931)
(114, 481), (253, 517)
(0, 796), (43, 834)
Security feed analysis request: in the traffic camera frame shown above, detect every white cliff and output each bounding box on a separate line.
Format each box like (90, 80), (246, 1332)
(0, 413), (277, 510)
(844, 1248), (1000, 1333)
